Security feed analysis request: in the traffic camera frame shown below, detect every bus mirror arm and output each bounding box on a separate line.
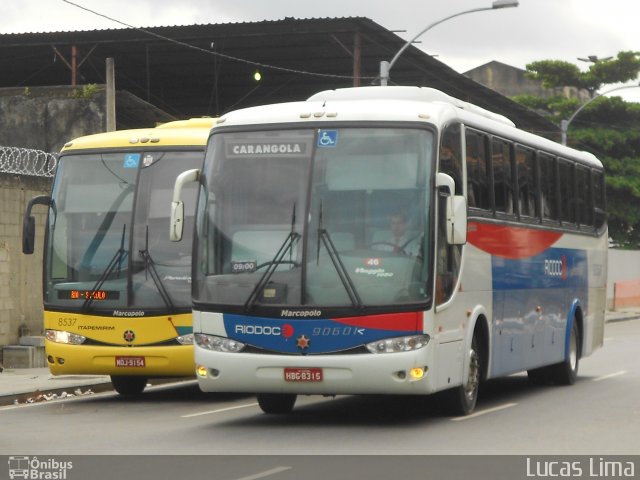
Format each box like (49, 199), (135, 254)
(435, 172), (455, 195)
(436, 173), (467, 245)
(170, 168), (200, 242)
(22, 195), (52, 254)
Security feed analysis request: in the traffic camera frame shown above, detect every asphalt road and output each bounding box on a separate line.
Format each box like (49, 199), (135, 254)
(1, 319), (638, 478)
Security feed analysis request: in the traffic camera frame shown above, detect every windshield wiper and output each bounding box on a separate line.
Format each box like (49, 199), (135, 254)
(82, 224), (128, 312)
(244, 204), (300, 312)
(139, 225), (175, 313)
(316, 201), (363, 309)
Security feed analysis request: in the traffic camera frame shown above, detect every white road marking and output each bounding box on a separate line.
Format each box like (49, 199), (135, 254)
(450, 402), (517, 421)
(181, 402), (259, 418)
(592, 370), (627, 382)
(234, 467), (292, 480)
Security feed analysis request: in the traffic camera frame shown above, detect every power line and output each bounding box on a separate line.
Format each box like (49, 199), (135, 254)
(61, 0), (375, 81)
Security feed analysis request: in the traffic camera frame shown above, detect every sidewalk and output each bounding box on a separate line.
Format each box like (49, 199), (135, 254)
(1, 311), (639, 407)
(0, 368), (113, 406)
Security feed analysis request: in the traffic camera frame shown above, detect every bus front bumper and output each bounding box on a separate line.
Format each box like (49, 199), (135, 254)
(45, 340), (195, 377)
(194, 346), (436, 396)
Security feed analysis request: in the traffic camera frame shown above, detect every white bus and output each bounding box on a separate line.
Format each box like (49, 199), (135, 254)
(171, 86), (607, 415)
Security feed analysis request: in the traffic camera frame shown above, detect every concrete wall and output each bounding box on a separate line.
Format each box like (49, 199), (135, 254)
(0, 86), (106, 153)
(0, 85), (176, 153)
(607, 249), (640, 310)
(465, 61), (590, 101)
(0, 173), (51, 347)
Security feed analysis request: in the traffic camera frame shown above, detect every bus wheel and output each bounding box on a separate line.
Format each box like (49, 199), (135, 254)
(551, 320), (580, 385)
(110, 376), (148, 395)
(257, 393), (297, 414)
(446, 335), (481, 416)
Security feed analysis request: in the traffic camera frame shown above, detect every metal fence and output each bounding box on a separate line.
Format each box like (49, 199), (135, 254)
(0, 146), (57, 177)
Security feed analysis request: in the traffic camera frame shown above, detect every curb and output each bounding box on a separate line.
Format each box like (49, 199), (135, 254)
(0, 377), (195, 407)
(0, 382), (114, 407)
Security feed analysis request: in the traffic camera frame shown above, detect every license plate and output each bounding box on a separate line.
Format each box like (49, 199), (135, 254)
(115, 356), (145, 367)
(284, 367), (323, 382)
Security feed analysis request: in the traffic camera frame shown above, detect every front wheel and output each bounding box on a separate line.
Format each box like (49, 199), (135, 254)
(257, 393), (297, 414)
(444, 335), (481, 416)
(551, 320), (580, 385)
(110, 375), (148, 395)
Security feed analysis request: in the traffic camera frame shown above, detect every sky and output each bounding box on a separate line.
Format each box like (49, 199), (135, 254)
(3, 0), (640, 101)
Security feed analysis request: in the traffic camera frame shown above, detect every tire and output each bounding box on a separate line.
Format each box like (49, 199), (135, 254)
(445, 334), (482, 416)
(110, 375), (148, 395)
(257, 393), (297, 414)
(551, 320), (580, 385)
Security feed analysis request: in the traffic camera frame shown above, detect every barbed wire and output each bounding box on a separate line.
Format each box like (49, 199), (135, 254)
(0, 146), (58, 178)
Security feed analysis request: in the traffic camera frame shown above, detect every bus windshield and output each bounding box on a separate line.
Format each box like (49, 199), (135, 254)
(194, 127), (434, 312)
(45, 150), (202, 312)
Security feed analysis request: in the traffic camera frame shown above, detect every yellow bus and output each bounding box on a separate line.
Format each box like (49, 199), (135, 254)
(23, 118), (214, 394)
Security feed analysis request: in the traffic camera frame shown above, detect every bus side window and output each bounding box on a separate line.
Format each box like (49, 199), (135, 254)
(559, 159), (576, 225)
(593, 170), (606, 230)
(492, 138), (514, 215)
(436, 123), (463, 305)
(575, 165), (591, 227)
(516, 145), (537, 219)
(539, 153), (559, 222)
(439, 123), (463, 195)
(465, 130), (491, 210)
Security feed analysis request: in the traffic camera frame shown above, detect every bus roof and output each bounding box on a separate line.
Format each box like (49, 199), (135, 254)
(60, 117), (216, 152)
(216, 86), (602, 169)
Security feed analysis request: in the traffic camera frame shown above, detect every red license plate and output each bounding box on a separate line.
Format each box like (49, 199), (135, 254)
(115, 356), (145, 367)
(284, 367), (323, 382)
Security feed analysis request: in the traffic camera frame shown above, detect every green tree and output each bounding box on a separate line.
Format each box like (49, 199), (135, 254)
(526, 51), (640, 97)
(514, 52), (640, 248)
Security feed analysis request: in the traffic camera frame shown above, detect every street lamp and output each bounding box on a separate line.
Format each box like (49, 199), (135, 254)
(561, 83), (640, 145)
(379, 0), (519, 86)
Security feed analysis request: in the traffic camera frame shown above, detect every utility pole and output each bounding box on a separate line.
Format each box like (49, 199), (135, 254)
(106, 58), (116, 132)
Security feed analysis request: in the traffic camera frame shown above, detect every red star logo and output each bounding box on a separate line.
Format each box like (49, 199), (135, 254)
(123, 330), (135, 342)
(296, 335), (310, 350)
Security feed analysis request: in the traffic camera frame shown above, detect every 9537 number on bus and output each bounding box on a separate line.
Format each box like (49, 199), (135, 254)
(284, 367), (323, 382)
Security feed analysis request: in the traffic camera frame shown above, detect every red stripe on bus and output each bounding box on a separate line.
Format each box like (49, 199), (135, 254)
(334, 312), (422, 331)
(467, 222), (562, 259)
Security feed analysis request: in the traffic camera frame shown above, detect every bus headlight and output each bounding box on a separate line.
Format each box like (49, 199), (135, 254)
(194, 333), (245, 353)
(45, 329), (86, 345)
(366, 334), (430, 354)
(176, 333), (194, 345)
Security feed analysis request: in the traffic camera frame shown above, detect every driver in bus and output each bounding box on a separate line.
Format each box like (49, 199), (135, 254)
(372, 212), (420, 256)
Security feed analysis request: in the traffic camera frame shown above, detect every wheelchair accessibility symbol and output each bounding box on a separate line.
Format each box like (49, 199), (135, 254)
(317, 130), (337, 148)
(123, 153), (141, 169)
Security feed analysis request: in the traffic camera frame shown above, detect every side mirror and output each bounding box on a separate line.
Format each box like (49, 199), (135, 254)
(447, 195), (467, 245)
(22, 195), (52, 254)
(170, 169), (200, 242)
(435, 172), (467, 245)
(23, 216), (36, 255)
(170, 200), (185, 242)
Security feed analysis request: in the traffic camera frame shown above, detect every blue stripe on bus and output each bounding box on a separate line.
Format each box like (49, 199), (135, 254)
(492, 248), (588, 291)
(223, 313), (417, 354)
